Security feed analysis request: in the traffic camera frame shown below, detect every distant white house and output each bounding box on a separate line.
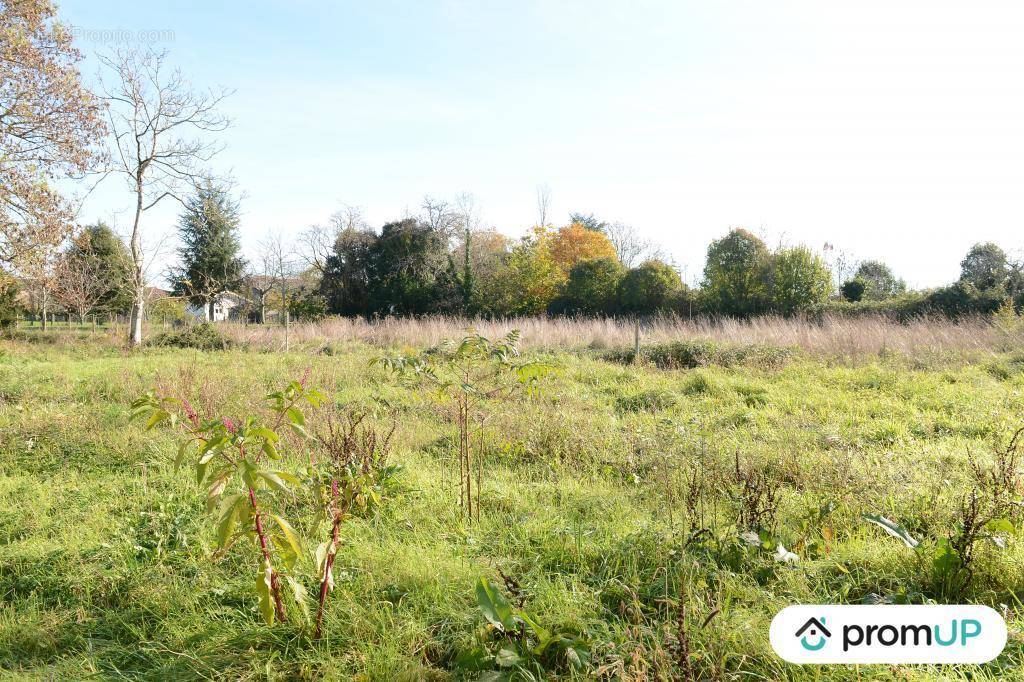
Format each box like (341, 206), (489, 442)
(186, 291), (248, 322)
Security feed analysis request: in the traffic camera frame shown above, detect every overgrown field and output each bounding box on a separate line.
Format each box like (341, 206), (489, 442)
(3, 331), (1024, 680)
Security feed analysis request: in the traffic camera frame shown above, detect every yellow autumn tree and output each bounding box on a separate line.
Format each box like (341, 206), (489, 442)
(480, 227), (565, 315)
(547, 223), (618, 274)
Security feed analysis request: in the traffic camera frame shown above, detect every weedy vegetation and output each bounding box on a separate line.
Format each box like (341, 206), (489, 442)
(3, 320), (1024, 679)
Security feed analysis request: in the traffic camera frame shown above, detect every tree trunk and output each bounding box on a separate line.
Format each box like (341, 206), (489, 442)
(129, 289), (144, 346)
(205, 300), (213, 322)
(128, 176), (145, 348)
(259, 298), (266, 325)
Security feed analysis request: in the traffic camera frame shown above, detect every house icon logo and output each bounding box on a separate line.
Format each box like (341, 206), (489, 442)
(795, 617), (831, 651)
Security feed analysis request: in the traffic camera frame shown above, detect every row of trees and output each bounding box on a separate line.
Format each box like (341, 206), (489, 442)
(8, 172), (1023, 328)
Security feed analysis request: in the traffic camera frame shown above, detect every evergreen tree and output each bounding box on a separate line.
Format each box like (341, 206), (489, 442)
(171, 184), (246, 320)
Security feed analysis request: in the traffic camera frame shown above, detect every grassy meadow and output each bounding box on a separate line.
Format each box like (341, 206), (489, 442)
(3, 318), (1024, 679)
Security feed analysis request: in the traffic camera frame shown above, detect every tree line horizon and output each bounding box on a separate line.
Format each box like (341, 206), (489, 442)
(5, 178), (1021, 331)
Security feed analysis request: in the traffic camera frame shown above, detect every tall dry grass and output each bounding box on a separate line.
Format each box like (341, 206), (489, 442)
(217, 314), (1024, 360)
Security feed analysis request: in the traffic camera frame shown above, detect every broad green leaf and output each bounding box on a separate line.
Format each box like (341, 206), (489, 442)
(286, 576), (310, 624)
(475, 577), (515, 631)
(217, 494), (244, 548)
(519, 611), (550, 643)
(239, 459), (259, 490)
(986, 517), (1016, 535)
(256, 470), (292, 495)
(494, 647), (522, 668)
(256, 562), (275, 626)
(248, 427), (279, 442)
(275, 471), (301, 485)
(175, 439), (199, 470)
(198, 435), (227, 465)
(274, 532), (299, 571)
(262, 440), (280, 460)
(862, 513), (919, 548)
(195, 459), (210, 486)
(145, 410), (169, 430)
(271, 514), (302, 558)
(314, 541), (336, 582)
(205, 474), (229, 512)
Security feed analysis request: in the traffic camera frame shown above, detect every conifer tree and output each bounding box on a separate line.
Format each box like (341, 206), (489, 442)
(171, 183), (246, 321)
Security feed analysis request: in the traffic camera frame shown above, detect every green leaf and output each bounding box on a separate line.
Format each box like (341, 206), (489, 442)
(145, 409), (169, 430)
(175, 439), (199, 470)
(275, 471), (301, 485)
(238, 459), (258, 489)
(256, 562), (275, 626)
(519, 611), (550, 643)
(271, 514), (302, 558)
(494, 647), (522, 668)
(256, 470), (293, 495)
(475, 577), (516, 631)
(206, 474), (229, 512)
(262, 440), (280, 460)
(195, 459), (210, 486)
(248, 427), (279, 442)
(217, 493), (244, 548)
(286, 576), (310, 624)
(986, 517), (1016, 535)
(315, 541), (335, 581)
(862, 513), (919, 548)
(286, 407), (305, 426)
(198, 435), (227, 465)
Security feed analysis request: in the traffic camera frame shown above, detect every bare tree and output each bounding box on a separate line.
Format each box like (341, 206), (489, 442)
(535, 183), (551, 227)
(822, 242), (858, 289)
(246, 240), (282, 325)
(99, 48), (231, 347)
(20, 246), (59, 330)
(605, 221), (655, 268)
(260, 231), (300, 347)
(421, 195), (459, 242)
(299, 204), (368, 276)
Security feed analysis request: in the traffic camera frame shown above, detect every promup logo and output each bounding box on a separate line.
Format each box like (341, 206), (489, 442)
(770, 605), (1006, 664)
(795, 617), (830, 651)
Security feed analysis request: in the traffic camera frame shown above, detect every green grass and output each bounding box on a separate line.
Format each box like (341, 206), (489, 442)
(2, 336), (1024, 679)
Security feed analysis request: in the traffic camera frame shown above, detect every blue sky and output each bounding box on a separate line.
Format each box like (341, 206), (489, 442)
(60, 1), (1024, 287)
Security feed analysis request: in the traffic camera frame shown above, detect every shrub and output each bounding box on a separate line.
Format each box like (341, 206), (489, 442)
(615, 388), (677, 413)
(148, 297), (189, 325)
(0, 277), (18, 330)
(606, 339), (792, 370)
(618, 260), (683, 314)
(681, 372), (721, 396)
(149, 322), (232, 350)
(840, 278), (866, 302)
(767, 246), (833, 315)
